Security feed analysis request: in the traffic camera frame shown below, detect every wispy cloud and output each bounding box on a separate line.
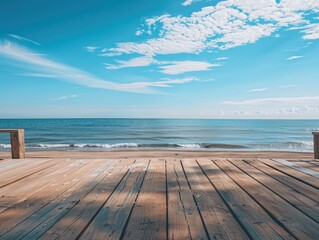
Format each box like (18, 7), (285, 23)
(302, 23), (319, 40)
(279, 85), (296, 88)
(223, 96), (319, 106)
(216, 57), (228, 61)
(53, 94), (77, 101)
(248, 88), (268, 93)
(85, 46), (99, 53)
(133, 77), (199, 88)
(105, 58), (219, 75)
(159, 61), (220, 75)
(286, 55), (304, 61)
(105, 56), (154, 69)
(182, 0), (194, 6)
(103, 0), (319, 57)
(0, 40), (200, 94)
(8, 34), (41, 46)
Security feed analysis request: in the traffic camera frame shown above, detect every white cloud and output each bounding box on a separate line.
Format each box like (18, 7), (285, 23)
(223, 96), (319, 105)
(216, 57), (228, 60)
(279, 85), (296, 88)
(182, 0), (194, 6)
(54, 94), (77, 101)
(302, 23), (319, 40)
(85, 46), (99, 53)
(105, 58), (219, 75)
(135, 30), (143, 36)
(286, 55), (303, 60)
(248, 88), (268, 92)
(8, 34), (41, 46)
(105, 56), (154, 69)
(159, 61), (220, 75)
(133, 77), (198, 88)
(0, 40), (198, 94)
(103, 0), (319, 57)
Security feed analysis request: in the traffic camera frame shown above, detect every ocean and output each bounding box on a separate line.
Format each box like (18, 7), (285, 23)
(0, 119), (318, 152)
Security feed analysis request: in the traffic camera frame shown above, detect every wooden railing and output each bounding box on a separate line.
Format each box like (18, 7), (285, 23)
(313, 132), (319, 159)
(0, 129), (25, 159)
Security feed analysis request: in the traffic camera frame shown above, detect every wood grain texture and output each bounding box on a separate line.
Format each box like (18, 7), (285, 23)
(259, 158), (319, 189)
(231, 160), (319, 223)
(121, 159), (167, 240)
(197, 158), (294, 240)
(167, 159), (208, 240)
(182, 159), (249, 240)
(216, 159), (319, 239)
(1, 155), (319, 239)
(79, 159), (148, 240)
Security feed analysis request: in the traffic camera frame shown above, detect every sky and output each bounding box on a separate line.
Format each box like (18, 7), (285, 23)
(0, 0), (319, 119)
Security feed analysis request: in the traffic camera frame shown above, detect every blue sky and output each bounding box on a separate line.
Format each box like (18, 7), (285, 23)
(0, 0), (318, 119)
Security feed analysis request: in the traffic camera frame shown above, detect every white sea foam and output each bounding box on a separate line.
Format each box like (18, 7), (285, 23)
(0, 144), (11, 149)
(177, 143), (201, 148)
(29, 144), (70, 148)
(25, 143), (139, 149)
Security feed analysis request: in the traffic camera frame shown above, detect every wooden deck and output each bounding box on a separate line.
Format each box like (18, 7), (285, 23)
(0, 153), (319, 239)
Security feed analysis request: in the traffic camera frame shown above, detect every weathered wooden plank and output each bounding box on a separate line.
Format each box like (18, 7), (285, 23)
(167, 159), (208, 240)
(231, 160), (319, 223)
(41, 159), (135, 240)
(3, 160), (118, 240)
(121, 159), (167, 240)
(166, 160), (192, 240)
(182, 159), (249, 240)
(0, 158), (61, 188)
(291, 161), (319, 171)
(78, 159), (148, 240)
(0, 159), (103, 236)
(0, 159), (74, 213)
(259, 159), (319, 189)
(272, 159), (319, 179)
(0, 159), (27, 171)
(247, 159), (319, 203)
(215, 159), (319, 240)
(197, 159), (294, 240)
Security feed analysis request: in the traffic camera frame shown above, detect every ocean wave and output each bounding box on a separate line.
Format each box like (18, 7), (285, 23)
(20, 142), (248, 149)
(0, 141), (312, 151)
(251, 141), (313, 150)
(27, 143), (139, 149)
(177, 143), (201, 148)
(0, 144), (11, 149)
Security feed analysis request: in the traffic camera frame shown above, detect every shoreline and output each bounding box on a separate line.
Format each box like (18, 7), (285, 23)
(0, 149), (313, 160)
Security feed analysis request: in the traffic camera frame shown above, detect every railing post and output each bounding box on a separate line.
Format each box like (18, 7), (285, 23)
(10, 129), (25, 159)
(313, 132), (319, 159)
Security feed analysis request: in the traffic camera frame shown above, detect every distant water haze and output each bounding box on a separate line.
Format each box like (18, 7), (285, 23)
(0, 119), (318, 152)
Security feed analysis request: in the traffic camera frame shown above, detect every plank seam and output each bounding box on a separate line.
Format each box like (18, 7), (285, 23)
(74, 160), (132, 239)
(196, 159), (254, 240)
(244, 160), (319, 203)
(258, 160), (319, 190)
(0, 159), (66, 188)
(118, 159), (151, 240)
(229, 160), (319, 224)
(174, 160), (192, 239)
(214, 160), (297, 239)
(181, 159), (212, 240)
(165, 160), (169, 240)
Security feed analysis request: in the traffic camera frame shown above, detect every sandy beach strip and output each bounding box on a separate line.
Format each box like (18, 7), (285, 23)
(0, 149), (314, 161)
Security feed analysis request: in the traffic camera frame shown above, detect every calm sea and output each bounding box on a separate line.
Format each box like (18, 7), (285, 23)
(0, 119), (318, 152)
